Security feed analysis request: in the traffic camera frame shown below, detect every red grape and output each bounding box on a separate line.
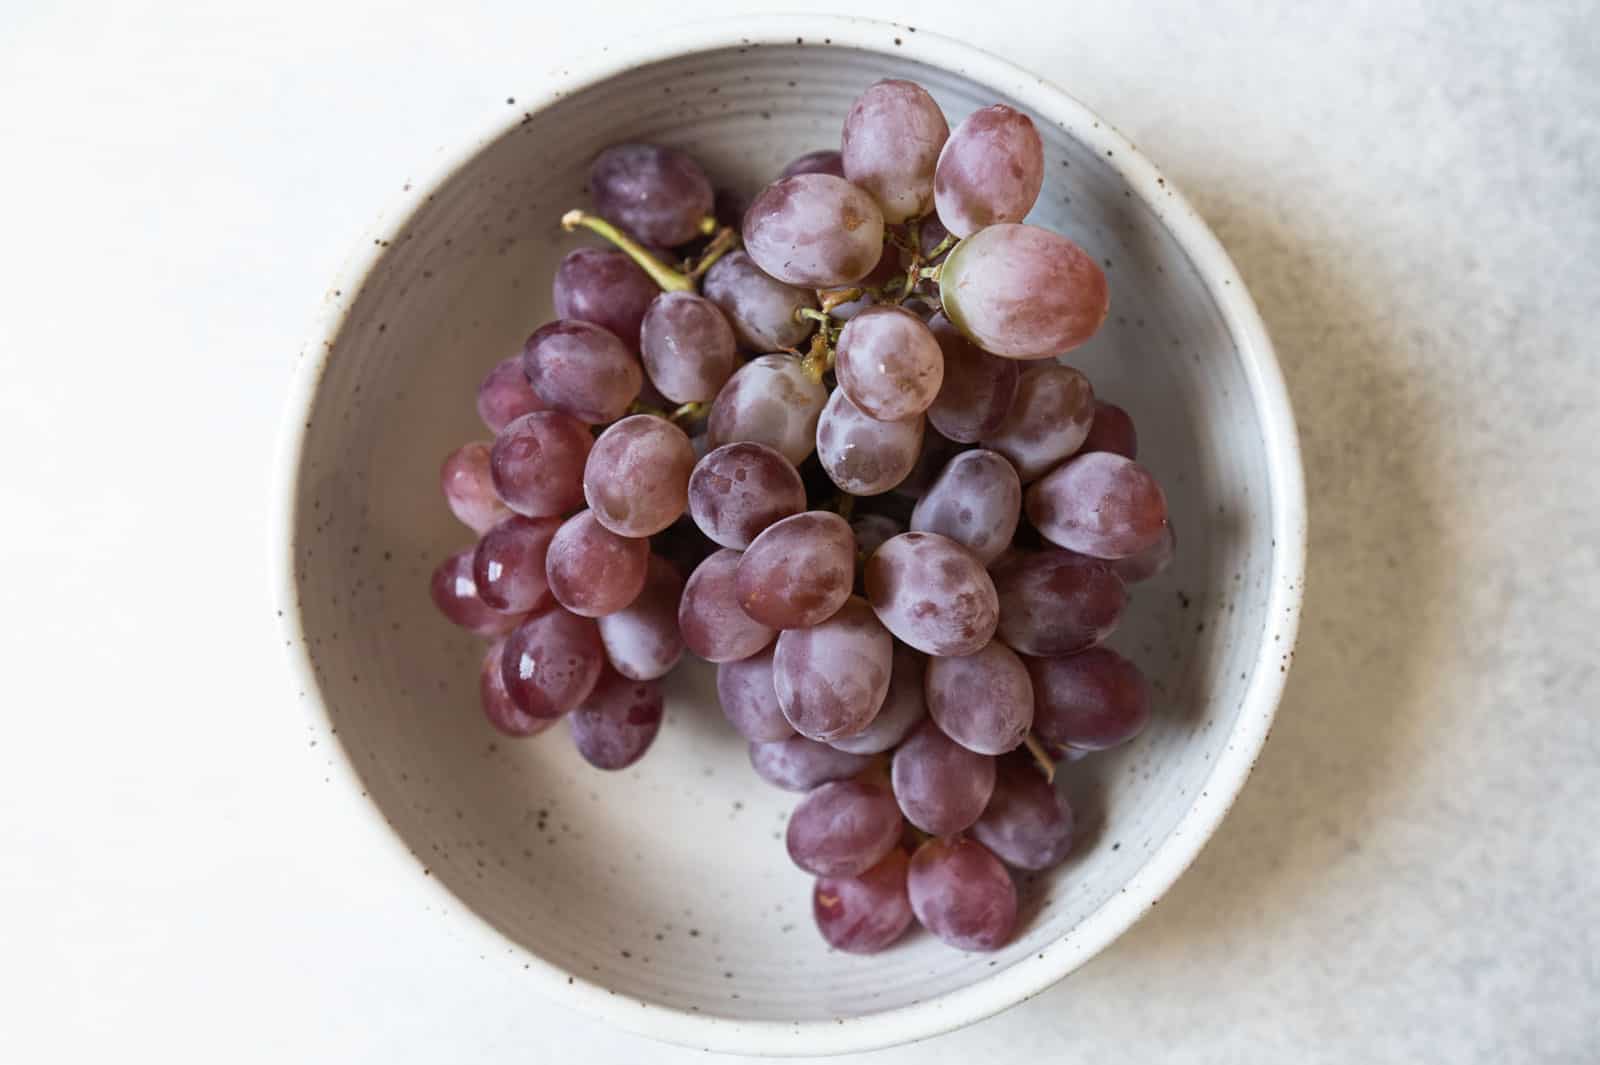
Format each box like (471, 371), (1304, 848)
(773, 596), (893, 742)
(971, 763), (1075, 871)
(991, 549), (1125, 656)
(815, 389), (925, 497)
(677, 548), (776, 663)
(892, 719), (997, 836)
(583, 414), (695, 538)
(430, 550), (521, 636)
(639, 291), (738, 403)
(981, 364), (1095, 482)
(499, 607), (605, 718)
(1081, 399), (1138, 459)
(1111, 522), (1176, 583)
(1025, 451), (1169, 559)
(521, 320), (642, 425)
(596, 555), (684, 681)
(706, 354), (826, 467)
(687, 442), (806, 550)
(588, 143), (714, 247)
(933, 105), (1044, 238)
(471, 514), (560, 614)
(909, 449), (1021, 564)
(786, 777), (902, 878)
(489, 410), (592, 518)
(813, 848), (914, 954)
(701, 251), (817, 352)
(543, 510), (649, 618)
(715, 644), (793, 742)
(476, 355), (545, 434)
(735, 511), (856, 629)
(552, 247), (658, 349)
(743, 174), (886, 288)
(842, 79), (950, 223)
(749, 735), (872, 792)
(1026, 646), (1151, 751)
(830, 644), (926, 755)
(479, 637), (556, 737)
(925, 313), (1019, 443)
(864, 532), (999, 657)
(907, 836), (1017, 951)
(834, 305), (945, 421)
(924, 639), (1034, 755)
(940, 224), (1108, 359)
(568, 667), (663, 770)
(441, 441), (512, 534)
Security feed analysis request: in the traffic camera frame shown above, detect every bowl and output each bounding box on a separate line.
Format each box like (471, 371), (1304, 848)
(273, 14), (1306, 1056)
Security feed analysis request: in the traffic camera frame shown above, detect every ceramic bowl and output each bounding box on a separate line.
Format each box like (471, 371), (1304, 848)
(273, 14), (1305, 1056)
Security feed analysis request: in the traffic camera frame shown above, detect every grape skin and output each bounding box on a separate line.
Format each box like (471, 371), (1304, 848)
(785, 777), (902, 878)
(940, 224), (1109, 359)
(568, 668), (663, 770)
(813, 848), (915, 954)
(687, 442), (806, 550)
(553, 247), (658, 349)
(779, 149), (845, 179)
(924, 639), (1034, 755)
(834, 305), (945, 421)
(910, 449), (1021, 565)
(924, 313), (1019, 443)
(749, 735), (872, 792)
(706, 354), (827, 468)
(476, 355), (546, 434)
(479, 637), (557, 737)
(735, 511), (856, 629)
(543, 510), (650, 618)
(933, 105), (1045, 238)
(773, 596), (893, 742)
(715, 644), (793, 742)
(499, 607), (605, 718)
(1026, 646), (1152, 751)
(472, 514), (560, 614)
(841, 79), (950, 223)
(430, 550), (523, 637)
(971, 763), (1075, 871)
(639, 292), (738, 403)
(521, 320), (642, 425)
(864, 532), (999, 657)
(596, 555), (684, 681)
(907, 836), (1017, 951)
(701, 251), (818, 352)
(981, 364), (1096, 482)
(815, 389), (924, 497)
(743, 174), (887, 288)
(1111, 523), (1176, 584)
(829, 643), (926, 755)
(1081, 399), (1138, 459)
(583, 414), (695, 538)
(588, 143), (714, 247)
(441, 441), (513, 534)
(991, 549), (1126, 656)
(677, 548), (776, 663)
(892, 719), (997, 836)
(1025, 451), (1169, 559)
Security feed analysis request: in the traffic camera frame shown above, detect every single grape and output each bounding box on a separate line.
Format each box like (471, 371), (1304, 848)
(864, 532), (999, 657)
(472, 514), (560, 614)
(909, 449), (1021, 564)
(785, 777), (902, 878)
(736, 510), (856, 628)
(841, 79), (950, 223)
(715, 644), (793, 742)
(742, 174), (887, 288)
(750, 735), (873, 792)
(499, 607), (605, 718)
(588, 143), (714, 247)
(1081, 399), (1138, 459)
(773, 596), (893, 741)
(891, 427), (963, 500)
(971, 763), (1074, 871)
(981, 364), (1096, 482)
(924, 313), (1018, 443)
(596, 555), (684, 681)
(567, 667), (663, 770)
(441, 442), (512, 533)
(1025, 451), (1169, 559)
(924, 639), (1033, 755)
(830, 644), (926, 755)
(638, 291), (738, 403)
(907, 836), (1018, 951)
(476, 355), (546, 434)
(521, 320), (642, 425)
(833, 305), (945, 421)
(816, 389), (925, 497)
(892, 719), (997, 836)
(543, 510), (650, 618)
(1027, 646), (1152, 751)
(583, 414), (695, 538)
(430, 550), (522, 636)
(701, 251), (818, 352)
(552, 248), (659, 349)
(706, 354), (826, 467)
(991, 549), (1126, 656)
(940, 224), (1109, 358)
(678, 548), (776, 663)
(849, 513), (905, 563)
(813, 848), (914, 954)
(1111, 523), (1176, 583)
(687, 441), (806, 550)
(780, 149), (845, 179)
(933, 105), (1044, 238)
(480, 637), (556, 737)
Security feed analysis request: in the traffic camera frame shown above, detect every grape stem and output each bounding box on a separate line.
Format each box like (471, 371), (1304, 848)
(696, 213), (717, 237)
(818, 287), (863, 314)
(668, 400), (708, 424)
(1022, 733), (1057, 783)
(561, 209), (693, 293)
(687, 226), (738, 280)
(923, 233), (955, 262)
(798, 329), (835, 383)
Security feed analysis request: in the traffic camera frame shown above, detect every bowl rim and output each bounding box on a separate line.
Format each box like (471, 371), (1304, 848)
(271, 13), (1307, 1057)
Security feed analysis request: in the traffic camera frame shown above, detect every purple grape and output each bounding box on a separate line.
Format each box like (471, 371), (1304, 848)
(476, 356), (546, 434)
(596, 555), (684, 681)
(567, 667), (663, 770)
(521, 320), (642, 425)
(736, 511), (856, 628)
(924, 639), (1034, 755)
(583, 414), (695, 538)
(552, 247), (658, 349)
(981, 364), (1095, 482)
(638, 291), (738, 403)
(991, 549), (1126, 656)
(814, 848), (914, 954)
(849, 513), (905, 563)
(499, 607), (605, 718)
(480, 637), (557, 737)
(543, 510), (649, 618)
(842, 79), (950, 223)
(1111, 523), (1176, 584)
(472, 514), (560, 614)
(816, 389), (925, 497)
(773, 596), (893, 741)
(749, 735), (873, 792)
(933, 105), (1044, 238)
(706, 354), (826, 467)
(909, 449), (1021, 564)
(925, 313), (1018, 443)
(715, 644), (793, 742)
(785, 777), (902, 878)
(940, 224), (1109, 359)
(780, 149), (845, 179)
(1027, 646), (1151, 751)
(687, 442), (806, 550)
(588, 143), (714, 247)
(971, 763), (1074, 871)
(864, 532), (999, 657)
(833, 305), (945, 421)
(892, 719), (996, 836)
(441, 441), (512, 533)
(489, 411), (593, 518)
(1026, 451), (1169, 559)
(830, 644), (926, 755)
(907, 836), (1017, 951)
(1081, 399), (1138, 459)
(430, 550), (522, 636)
(677, 548), (776, 663)
(742, 174), (887, 288)
(701, 251), (818, 352)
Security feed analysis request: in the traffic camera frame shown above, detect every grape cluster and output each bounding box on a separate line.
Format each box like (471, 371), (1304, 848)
(429, 78), (1174, 956)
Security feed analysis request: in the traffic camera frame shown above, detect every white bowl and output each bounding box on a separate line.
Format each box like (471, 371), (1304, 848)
(273, 14), (1305, 1057)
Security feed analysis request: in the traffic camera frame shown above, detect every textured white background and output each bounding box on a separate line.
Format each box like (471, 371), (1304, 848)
(1, 1), (1596, 1061)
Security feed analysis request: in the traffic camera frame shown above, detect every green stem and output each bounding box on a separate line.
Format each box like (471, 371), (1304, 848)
(1023, 733), (1057, 783)
(798, 330), (834, 384)
(918, 262), (943, 283)
(687, 226), (737, 280)
(668, 400), (708, 424)
(923, 233), (955, 262)
(818, 287), (863, 314)
(561, 209), (692, 293)
(696, 214), (717, 237)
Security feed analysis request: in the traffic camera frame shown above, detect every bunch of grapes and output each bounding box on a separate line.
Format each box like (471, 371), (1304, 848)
(430, 78), (1175, 955)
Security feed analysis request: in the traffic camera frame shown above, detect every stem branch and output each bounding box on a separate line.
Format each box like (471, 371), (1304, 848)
(561, 209), (692, 293)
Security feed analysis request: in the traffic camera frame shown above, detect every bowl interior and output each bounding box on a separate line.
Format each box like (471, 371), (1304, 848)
(287, 40), (1284, 1033)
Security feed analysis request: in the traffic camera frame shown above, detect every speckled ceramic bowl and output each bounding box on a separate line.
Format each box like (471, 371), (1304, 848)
(273, 15), (1305, 1056)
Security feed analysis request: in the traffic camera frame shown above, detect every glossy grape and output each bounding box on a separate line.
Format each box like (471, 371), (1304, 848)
(992, 549), (1126, 656)
(1081, 399), (1138, 459)
(687, 441), (806, 550)
(543, 510), (650, 618)
(479, 637), (556, 737)
(678, 548), (776, 663)
(773, 596), (893, 742)
(1027, 646), (1152, 751)
(813, 848), (914, 954)
(816, 389), (924, 497)
(596, 555), (684, 681)
(588, 143), (714, 247)
(701, 251), (818, 352)
(971, 763), (1075, 871)
(933, 105), (1044, 237)
(472, 514), (560, 614)
(430, 550), (522, 636)
(841, 79), (950, 223)
(780, 149), (845, 179)
(715, 644), (792, 742)
(499, 607), (605, 718)
(849, 513), (905, 563)
(924, 313), (1018, 443)
(910, 449), (1021, 564)
(829, 644), (927, 755)
(736, 510), (856, 628)
(706, 354), (827, 467)
(785, 777), (902, 878)
(638, 291), (738, 403)
(1026, 451), (1169, 559)
(864, 532), (999, 657)
(924, 639), (1034, 755)
(441, 441), (512, 533)
(907, 837), (1017, 951)
(749, 736), (873, 792)
(476, 355), (546, 434)
(892, 719), (996, 836)
(981, 364), (1096, 482)
(568, 667), (663, 770)
(552, 247), (658, 349)
(940, 224), (1109, 358)
(1111, 523), (1176, 584)
(742, 174), (887, 287)
(583, 414), (695, 538)
(834, 305), (945, 421)
(521, 320), (642, 425)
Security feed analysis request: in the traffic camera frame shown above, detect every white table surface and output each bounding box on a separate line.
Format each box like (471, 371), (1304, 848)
(2, 1), (1596, 1061)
